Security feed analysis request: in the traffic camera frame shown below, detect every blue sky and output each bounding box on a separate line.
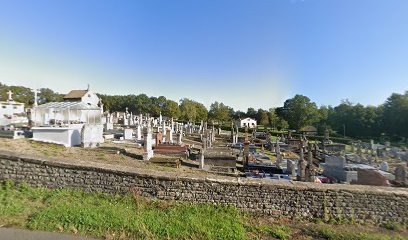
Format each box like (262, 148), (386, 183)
(0, 0), (407, 110)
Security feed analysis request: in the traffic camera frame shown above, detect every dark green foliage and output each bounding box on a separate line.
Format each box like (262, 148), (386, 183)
(209, 101), (233, 124)
(279, 95), (320, 131)
(0, 83), (63, 106)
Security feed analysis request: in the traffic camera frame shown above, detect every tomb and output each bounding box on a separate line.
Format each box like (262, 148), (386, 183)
(154, 144), (189, 159)
(201, 147), (237, 173)
(31, 88), (103, 147)
(0, 91), (28, 127)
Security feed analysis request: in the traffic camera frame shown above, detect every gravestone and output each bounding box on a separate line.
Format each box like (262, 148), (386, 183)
(177, 131), (182, 144)
(81, 124), (104, 148)
(287, 160), (296, 177)
(155, 132), (163, 147)
(297, 147), (306, 181)
(243, 127), (250, 166)
(124, 128), (133, 140)
(199, 149), (205, 169)
(276, 153), (282, 166)
(306, 143), (315, 182)
(395, 165), (407, 183)
(379, 161), (389, 172)
(136, 124), (142, 141)
(143, 123), (153, 160)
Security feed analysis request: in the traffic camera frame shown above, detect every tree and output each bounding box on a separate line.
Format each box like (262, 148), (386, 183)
(246, 107), (257, 119)
(162, 99), (181, 118)
(276, 118), (289, 131)
(180, 98), (197, 122)
(232, 110), (245, 120)
(382, 91), (408, 138)
(256, 109), (269, 127)
(209, 101), (233, 124)
(195, 102), (208, 122)
(281, 95), (319, 130)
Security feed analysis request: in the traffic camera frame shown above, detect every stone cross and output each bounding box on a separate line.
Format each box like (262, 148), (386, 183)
(159, 111), (162, 124)
(7, 90), (13, 101)
(31, 89), (40, 106)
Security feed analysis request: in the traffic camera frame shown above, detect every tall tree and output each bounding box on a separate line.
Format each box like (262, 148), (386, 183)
(281, 95), (319, 130)
(162, 99), (181, 118)
(256, 109), (269, 127)
(246, 107), (257, 119)
(209, 101), (232, 124)
(382, 91), (408, 138)
(180, 98), (197, 122)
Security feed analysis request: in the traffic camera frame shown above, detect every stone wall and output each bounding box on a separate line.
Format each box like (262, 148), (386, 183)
(0, 150), (407, 224)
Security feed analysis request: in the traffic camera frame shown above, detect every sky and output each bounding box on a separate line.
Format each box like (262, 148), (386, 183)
(0, 0), (407, 111)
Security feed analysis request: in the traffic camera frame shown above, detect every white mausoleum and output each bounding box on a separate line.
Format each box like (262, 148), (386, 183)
(31, 88), (104, 147)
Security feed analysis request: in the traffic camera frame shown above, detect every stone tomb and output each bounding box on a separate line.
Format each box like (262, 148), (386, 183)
(81, 124), (104, 148)
(201, 148), (237, 173)
(154, 144), (189, 159)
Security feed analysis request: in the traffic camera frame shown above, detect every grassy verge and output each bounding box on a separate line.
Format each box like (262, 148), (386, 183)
(0, 181), (406, 240)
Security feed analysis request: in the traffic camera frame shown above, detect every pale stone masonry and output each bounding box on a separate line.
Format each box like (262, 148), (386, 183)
(0, 150), (407, 224)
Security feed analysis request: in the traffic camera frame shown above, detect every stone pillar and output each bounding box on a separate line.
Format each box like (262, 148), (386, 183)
(231, 122), (235, 144)
(243, 127), (250, 166)
(395, 165), (407, 183)
(123, 114), (129, 126)
(136, 124), (142, 141)
(298, 147), (306, 181)
(167, 129), (171, 144)
(177, 131), (182, 145)
(306, 143), (315, 182)
(275, 143), (280, 155)
(202, 130), (207, 150)
(276, 153), (282, 166)
(199, 150), (205, 169)
(143, 123), (153, 160)
(287, 160), (296, 177)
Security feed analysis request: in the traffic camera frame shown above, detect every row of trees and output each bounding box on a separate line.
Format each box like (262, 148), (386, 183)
(0, 82), (63, 105)
(1, 82), (407, 140)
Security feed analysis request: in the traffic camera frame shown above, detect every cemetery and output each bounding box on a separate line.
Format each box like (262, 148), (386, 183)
(0, 85), (408, 232)
(0, 87), (407, 187)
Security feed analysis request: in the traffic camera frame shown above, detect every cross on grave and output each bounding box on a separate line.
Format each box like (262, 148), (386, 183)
(31, 89), (40, 106)
(7, 90), (13, 101)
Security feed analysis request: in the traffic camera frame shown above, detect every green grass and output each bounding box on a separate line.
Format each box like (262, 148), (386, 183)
(246, 225), (292, 240)
(0, 181), (406, 240)
(309, 226), (406, 240)
(0, 181), (246, 239)
(27, 191), (245, 239)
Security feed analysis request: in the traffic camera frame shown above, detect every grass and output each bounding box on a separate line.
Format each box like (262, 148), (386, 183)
(307, 226), (406, 240)
(0, 181), (406, 240)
